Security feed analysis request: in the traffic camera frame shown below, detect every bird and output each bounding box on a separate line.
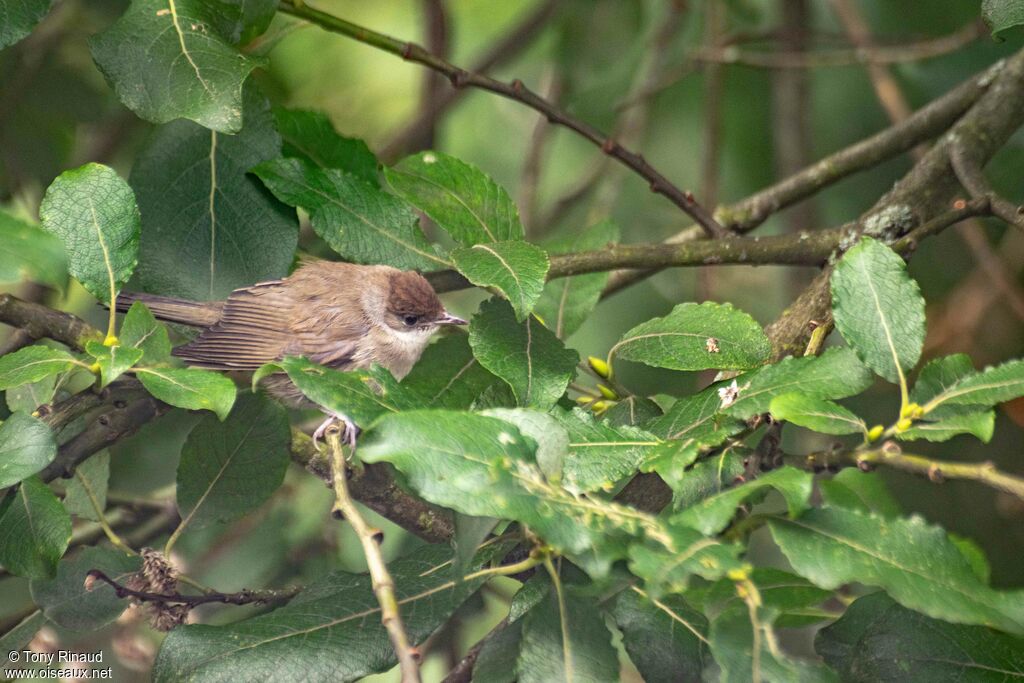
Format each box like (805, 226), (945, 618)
(116, 260), (467, 446)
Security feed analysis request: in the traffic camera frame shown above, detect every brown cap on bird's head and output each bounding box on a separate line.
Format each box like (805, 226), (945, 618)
(386, 270), (466, 326)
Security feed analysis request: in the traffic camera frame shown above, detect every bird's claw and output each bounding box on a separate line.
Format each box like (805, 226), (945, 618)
(312, 412), (360, 453)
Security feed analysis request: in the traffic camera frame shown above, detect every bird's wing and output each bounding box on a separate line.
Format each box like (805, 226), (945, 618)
(172, 280), (296, 371)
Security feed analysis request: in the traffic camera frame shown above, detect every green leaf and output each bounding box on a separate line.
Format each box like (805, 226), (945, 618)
(5, 373), (59, 413)
(611, 301), (771, 371)
(831, 237), (925, 384)
(770, 393), (866, 436)
(401, 335), (500, 409)
(665, 450), (746, 512)
(214, 0), (278, 45)
(0, 0), (54, 49)
(62, 450), (110, 521)
(39, 163), (140, 308)
(983, 0), (1024, 36)
(900, 411), (995, 443)
(253, 157), (447, 271)
(535, 220), (619, 338)
(136, 367), (236, 420)
(0, 610), (45, 655)
(724, 347), (874, 419)
(0, 412), (57, 488)
(468, 298), (578, 411)
(691, 567), (836, 629)
(360, 410), (685, 578)
(518, 587), (619, 683)
(30, 546), (140, 630)
(819, 469), (901, 518)
(769, 507), (1024, 635)
(273, 108), (379, 185)
(0, 345), (79, 391)
(603, 395), (662, 428)
(0, 209), (66, 290)
(89, 0), (261, 133)
(648, 383), (745, 441)
(627, 525), (743, 594)
(474, 621), (525, 683)
(922, 357), (1024, 413)
(613, 589), (708, 683)
(709, 604), (837, 683)
(132, 85), (297, 301)
(154, 543), (504, 682)
(551, 408), (663, 493)
(385, 150), (523, 245)
(671, 467), (813, 536)
(0, 476), (71, 579)
(175, 393), (289, 532)
(86, 341), (143, 388)
(817, 591), (1024, 681)
(451, 241), (549, 321)
(483, 408), (568, 481)
(256, 356), (417, 426)
(120, 302), (172, 364)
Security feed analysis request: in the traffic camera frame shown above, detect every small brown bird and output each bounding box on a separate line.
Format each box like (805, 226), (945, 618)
(117, 260), (466, 443)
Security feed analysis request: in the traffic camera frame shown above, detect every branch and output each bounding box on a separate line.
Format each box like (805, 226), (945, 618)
(801, 442), (1024, 501)
(601, 59), (996, 296)
(426, 198), (990, 291)
(327, 431), (422, 683)
(0, 294), (102, 350)
(85, 569), (299, 608)
(688, 20), (984, 70)
(278, 0), (728, 239)
(949, 142), (1024, 232)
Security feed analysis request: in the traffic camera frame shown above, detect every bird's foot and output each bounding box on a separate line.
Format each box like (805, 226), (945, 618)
(312, 411), (360, 453)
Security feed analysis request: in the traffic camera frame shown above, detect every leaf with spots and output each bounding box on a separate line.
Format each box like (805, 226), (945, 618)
(253, 157), (446, 271)
(831, 237), (925, 384)
(90, 0), (262, 133)
(39, 163), (140, 310)
(610, 301), (770, 372)
(132, 85), (297, 301)
(452, 240), (549, 321)
(136, 366), (236, 420)
(385, 150), (523, 245)
(468, 298), (578, 411)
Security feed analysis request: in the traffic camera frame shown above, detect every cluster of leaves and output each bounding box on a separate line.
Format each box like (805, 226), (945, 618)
(2, 1), (1024, 681)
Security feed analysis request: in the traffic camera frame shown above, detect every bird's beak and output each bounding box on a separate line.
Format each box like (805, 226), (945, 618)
(438, 311), (468, 326)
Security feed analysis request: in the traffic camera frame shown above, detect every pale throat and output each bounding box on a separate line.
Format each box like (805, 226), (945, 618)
(364, 323), (435, 379)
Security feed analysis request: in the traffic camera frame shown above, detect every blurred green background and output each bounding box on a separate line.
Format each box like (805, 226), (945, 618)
(2, 0), (1022, 679)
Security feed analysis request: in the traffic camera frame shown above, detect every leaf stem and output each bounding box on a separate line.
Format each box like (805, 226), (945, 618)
(542, 555), (574, 683)
(327, 430), (422, 683)
(74, 469), (136, 556)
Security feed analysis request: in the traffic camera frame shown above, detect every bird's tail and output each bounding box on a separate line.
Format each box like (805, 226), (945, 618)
(115, 292), (224, 329)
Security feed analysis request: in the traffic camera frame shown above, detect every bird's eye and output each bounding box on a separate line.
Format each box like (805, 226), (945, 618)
(403, 315), (419, 326)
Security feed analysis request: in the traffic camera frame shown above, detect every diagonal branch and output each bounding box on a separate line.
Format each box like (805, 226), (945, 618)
(277, 0), (729, 239)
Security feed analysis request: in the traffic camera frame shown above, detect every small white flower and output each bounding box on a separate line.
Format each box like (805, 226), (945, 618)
(718, 380), (740, 409)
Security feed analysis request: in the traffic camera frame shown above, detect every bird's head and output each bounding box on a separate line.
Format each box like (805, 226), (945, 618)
(383, 270), (467, 335)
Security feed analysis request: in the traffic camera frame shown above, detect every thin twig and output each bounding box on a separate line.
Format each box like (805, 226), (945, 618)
(949, 142), (1024, 232)
(830, 444), (1024, 501)
(327, 430), (422, 683)
(278, 0), (729, 239)
(600, 60), (996, 296)
(85, 570), (299, 608)
(382, 0), (559, 160)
